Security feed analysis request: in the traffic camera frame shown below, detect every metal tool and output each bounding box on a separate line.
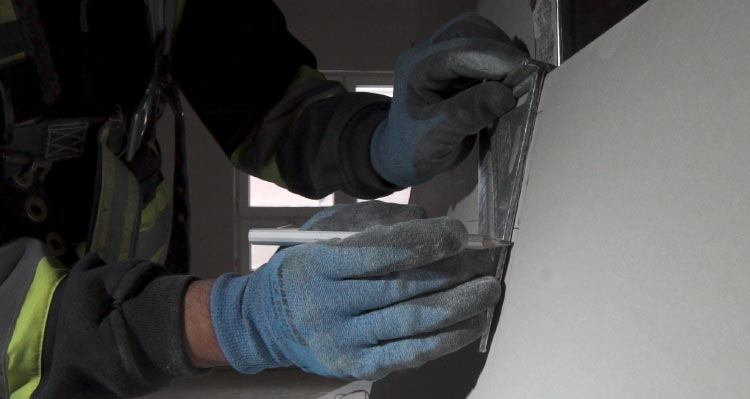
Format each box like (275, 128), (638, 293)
(248, 228), (512, 251)
(477, 59), (554, 353)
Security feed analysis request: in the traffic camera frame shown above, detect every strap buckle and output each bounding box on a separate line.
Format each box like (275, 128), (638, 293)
(45, 120), (88, 161)
(125, 76), (161, 161)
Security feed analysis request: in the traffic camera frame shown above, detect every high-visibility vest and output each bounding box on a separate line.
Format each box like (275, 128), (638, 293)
(0, 1), (187, 398)
(0, 0), (189, 268)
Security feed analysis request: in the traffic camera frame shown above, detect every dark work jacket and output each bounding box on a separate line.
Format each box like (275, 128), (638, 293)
(0, 1), (395, 398)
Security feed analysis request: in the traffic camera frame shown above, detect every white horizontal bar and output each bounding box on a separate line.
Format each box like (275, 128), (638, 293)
(248, 229), (511, 250)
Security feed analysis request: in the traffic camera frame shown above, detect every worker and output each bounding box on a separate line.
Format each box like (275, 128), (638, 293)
(0, 1), (528, 398)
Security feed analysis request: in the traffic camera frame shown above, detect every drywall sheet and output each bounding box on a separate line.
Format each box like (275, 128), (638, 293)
(470, 0), (750, 397)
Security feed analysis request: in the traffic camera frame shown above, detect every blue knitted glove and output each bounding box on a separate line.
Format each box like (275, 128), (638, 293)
(371, 13), (528, 187)
(299, 200), (428, 232)
(210, 215), (501, 380)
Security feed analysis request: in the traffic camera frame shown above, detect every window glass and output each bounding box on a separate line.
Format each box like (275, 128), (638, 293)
(358, 188), (412, 204)
(249, 176), (334, 207)
(355, 85), (394, 97)
(250, 244), (280, 271)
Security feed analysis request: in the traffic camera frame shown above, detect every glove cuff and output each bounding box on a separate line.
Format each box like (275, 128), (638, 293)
(210, 272), (292, 374)
(338, 101), (403, 197)
(279, 92), (399, 199)
(125, 273), (210, 378)
(370, 119), (419, 188)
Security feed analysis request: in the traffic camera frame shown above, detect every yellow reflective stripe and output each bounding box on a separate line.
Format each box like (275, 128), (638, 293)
(150, 241), (168, 263)
(255, 156), (286, 188)
(148, 0), (185, 38)
(90, 127), (115, 256)
(175, 0), (185, 33)
(294, 65), (326, 82)
(136, 180), (172, 263)
(119, 175), (140, 260)
(74, 242), (86, 259)
(0, 0), (17, 24)
(230, 135), (287, 188)
(6, 257), (67, 399)
(90, 124), (141, 263)
(140, 181), (169, 232)
(0, 52), (25, 66)
(229, 65), (326, 187)
(0, 0), (24, 67)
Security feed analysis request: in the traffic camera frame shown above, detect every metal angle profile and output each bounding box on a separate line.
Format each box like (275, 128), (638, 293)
(478, 59), (553, 353)
(532, 0), (562, 66)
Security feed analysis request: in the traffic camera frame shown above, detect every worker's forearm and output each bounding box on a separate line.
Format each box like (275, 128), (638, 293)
(184, 279), (229, 368)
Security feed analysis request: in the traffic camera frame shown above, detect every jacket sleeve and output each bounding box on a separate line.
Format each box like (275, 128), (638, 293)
(0, 238), (205, 399)
(172, 0), (398, 199)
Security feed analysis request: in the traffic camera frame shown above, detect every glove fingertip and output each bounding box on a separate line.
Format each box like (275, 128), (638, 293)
(481, 81), (517, 114)
(428, 217), (470, 258)
(471, 275), (503, 306)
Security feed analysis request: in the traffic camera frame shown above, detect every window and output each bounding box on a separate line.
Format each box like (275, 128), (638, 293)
(355, 85), (394, 97)
(249, 176), (334, 207)
(237, 71), (411, 271)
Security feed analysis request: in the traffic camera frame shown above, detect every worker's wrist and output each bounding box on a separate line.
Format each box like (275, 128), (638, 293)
(120, 271), (210, 378)
(209, 272), (293, 374)
(184, 279), (229, 368)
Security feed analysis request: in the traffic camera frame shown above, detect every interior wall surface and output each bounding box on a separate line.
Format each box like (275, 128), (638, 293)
(155, 98), (237, 280)
(471, 0), (750, 397)
(379, 0), (750, 397)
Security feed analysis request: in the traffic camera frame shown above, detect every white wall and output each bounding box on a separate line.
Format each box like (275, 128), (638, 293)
(471, 0), (750, 397)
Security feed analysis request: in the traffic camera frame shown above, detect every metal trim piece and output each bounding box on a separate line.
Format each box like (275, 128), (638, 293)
(532, 0), (562, 66)
(477, 60), (553, 353)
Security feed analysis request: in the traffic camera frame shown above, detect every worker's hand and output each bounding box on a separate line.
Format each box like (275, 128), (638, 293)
(210, 216), (501, 380)
(371, 13), (528, 188)
(299, 200), (428, 232)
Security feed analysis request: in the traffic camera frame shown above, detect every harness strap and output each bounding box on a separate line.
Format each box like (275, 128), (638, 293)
(1, 0), (70, 178)
(134, 181), (172, 263)
(142, 0), (190, 272)
(5, 0), (58, 104)
(10, 120), (89, 160)
(1, 117), (99, 179)
(87, 0), (188, 270)
(88, 120), (141, 264)
(0, 59), (43, 133)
